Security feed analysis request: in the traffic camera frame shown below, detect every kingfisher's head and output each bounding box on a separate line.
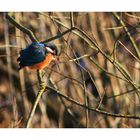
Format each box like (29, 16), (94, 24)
(44, 43), (60, 70)
(44, 43), (58, 56)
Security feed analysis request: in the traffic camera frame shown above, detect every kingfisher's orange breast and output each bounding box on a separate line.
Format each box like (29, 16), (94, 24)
(29, 54), (54, 70)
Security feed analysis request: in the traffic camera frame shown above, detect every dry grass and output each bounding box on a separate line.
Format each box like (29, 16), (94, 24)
(0, 12), (140, 128)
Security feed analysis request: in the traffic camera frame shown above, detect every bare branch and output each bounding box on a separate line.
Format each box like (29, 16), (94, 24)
(6, 12), (38, 42)
(46, 85), (140, 120)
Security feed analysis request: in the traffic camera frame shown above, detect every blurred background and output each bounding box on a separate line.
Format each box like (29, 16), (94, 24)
(0, 12), (140, 128)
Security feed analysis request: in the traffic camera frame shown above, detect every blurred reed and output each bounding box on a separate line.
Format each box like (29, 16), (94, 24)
(0, 12), (140, 128)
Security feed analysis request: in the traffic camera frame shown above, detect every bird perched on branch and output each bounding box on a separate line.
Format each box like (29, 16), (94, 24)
(17, 42), (58, 70)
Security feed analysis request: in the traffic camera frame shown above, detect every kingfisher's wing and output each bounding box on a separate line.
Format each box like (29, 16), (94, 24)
(17, 43), (46, 69)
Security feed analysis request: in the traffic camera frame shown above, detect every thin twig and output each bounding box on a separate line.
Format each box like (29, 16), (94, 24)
(68, 43), (89, 127)
(107, 87), (140, 99)
(49, 78), (79, 125)
(6, 12), (38, 42)
(70, 12), (74, 28)
(113, 12), (140, 60)
(118, 40), (140, 63)
(46, 85), (140, 120)
(41, 27), (76, 43)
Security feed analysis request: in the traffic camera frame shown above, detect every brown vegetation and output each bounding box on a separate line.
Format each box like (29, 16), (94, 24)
(0, 12), (140, 128)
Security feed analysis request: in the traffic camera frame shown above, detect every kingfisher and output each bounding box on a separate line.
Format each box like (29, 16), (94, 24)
(17, 42), (58, 70)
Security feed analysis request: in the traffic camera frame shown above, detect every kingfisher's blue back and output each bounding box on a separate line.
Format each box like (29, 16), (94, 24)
(17, 42), (46, 69)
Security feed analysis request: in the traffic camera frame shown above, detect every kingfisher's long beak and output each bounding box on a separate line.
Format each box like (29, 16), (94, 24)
(53, 56), (60, 71)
